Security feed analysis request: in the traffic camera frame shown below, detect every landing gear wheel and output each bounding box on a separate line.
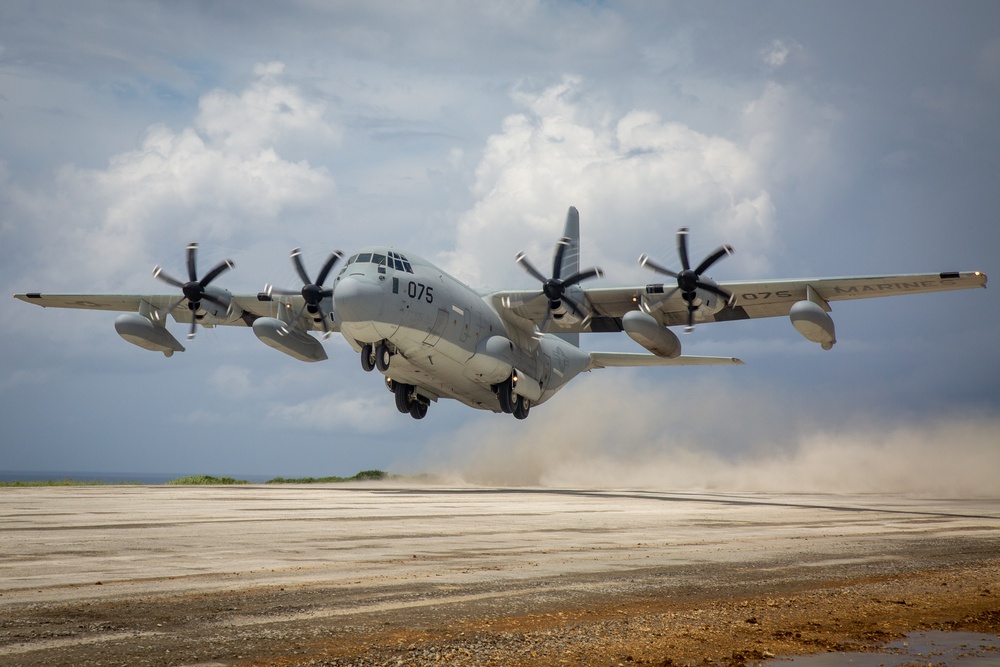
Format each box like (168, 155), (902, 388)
(361, 343), (375, 372)
(394, 381), (412, 413)
(512, 394), (530, 420)
(408, 400), (428, 420)
(496, 375), (514, 414)
(375, 342), (391, 372)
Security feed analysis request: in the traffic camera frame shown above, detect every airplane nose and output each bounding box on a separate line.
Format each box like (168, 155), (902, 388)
(334, 275), (384, 323)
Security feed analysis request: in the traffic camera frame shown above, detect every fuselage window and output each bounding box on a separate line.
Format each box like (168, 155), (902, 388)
(356, 252), (372, 263)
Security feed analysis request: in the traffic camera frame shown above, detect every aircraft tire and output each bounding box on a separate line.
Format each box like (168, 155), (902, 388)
(512, 394), (530, 420)
(361, 344), (375, 372)
(409, 400), (428, 420)
(375, 342), (391, 372)
(394, 382), (412, 413)
(497, 376), (514, 413)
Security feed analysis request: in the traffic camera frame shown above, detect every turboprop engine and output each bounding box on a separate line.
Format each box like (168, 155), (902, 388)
(789, 296), (836, 350)
(622, 310), (682, 358)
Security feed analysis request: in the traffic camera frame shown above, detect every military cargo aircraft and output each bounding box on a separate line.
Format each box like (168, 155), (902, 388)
(14, 207), (987, 420)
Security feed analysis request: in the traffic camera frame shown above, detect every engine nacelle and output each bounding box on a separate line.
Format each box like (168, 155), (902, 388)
(464, 335), (515, 384)
(253, 318), (328, 362)
(548, 300), (584, 327)
(197, 286), (243, 322)
(115, 313), (185, 357)
(622, 310), (682, 358)
(790, 300), (836, 350)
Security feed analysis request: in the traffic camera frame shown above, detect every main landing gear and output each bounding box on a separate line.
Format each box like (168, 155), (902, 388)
(387, 378), (428, 420)
(493, 375), (530, 420)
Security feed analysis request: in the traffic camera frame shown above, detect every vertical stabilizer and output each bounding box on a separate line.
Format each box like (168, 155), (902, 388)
(556, 206), (581, 347)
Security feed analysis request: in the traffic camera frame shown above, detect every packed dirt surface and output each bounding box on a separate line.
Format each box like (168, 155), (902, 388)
(1, 486), (998, 666)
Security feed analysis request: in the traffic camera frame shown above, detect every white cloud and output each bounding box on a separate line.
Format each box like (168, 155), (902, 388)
(761, 39), (804, 71)
(268, 389), (399, 434)
(441, 76), (777, 289)
(6, 63), (339, 293)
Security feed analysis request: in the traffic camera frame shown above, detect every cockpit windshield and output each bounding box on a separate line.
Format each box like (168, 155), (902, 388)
(344, 250), (413, 273)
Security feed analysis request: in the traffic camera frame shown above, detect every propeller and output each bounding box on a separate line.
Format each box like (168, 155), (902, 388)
(152, 242), (235, 340)
(265, 248), (343, 338)
(638, 227), (734, 332)
(514, 236), (604, 331)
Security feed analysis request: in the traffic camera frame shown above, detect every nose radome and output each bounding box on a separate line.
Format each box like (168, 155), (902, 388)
(334, 275), (384, 323)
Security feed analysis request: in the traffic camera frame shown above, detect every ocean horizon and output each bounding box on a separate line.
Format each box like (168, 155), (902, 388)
(0, 470), (275, 484)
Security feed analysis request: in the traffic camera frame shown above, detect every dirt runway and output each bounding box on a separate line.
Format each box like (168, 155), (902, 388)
(1, 485), (998, 666)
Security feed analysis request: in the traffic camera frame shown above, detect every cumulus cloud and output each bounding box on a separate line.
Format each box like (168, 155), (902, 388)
(267, 389), (400, 434)
(5, 63), (339, 293)
(441, 76), (776, 289)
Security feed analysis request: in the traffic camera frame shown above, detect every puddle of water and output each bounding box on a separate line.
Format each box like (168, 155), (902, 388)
(766, 631), (1000, 666)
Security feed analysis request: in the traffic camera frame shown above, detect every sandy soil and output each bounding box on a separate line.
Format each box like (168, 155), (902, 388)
(1, 486), (998, 666)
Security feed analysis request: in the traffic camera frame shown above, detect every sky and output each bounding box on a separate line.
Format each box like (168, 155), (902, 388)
(1, 1), (998, 492)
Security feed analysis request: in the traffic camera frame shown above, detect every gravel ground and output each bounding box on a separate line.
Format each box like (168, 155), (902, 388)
(1, 486), (998, 666)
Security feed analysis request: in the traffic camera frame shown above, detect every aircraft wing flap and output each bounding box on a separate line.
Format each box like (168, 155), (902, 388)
(588, 352), (744, 369)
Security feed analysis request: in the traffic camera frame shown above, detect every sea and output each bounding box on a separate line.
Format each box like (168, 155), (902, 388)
(0, 470), (274, 484)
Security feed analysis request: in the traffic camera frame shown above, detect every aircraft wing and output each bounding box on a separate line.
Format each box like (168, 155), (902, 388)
(13, 292), (301, 328)
(495, 271), (987, 331)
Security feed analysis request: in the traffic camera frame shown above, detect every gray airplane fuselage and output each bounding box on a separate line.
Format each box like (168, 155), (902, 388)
(331, 247), (590, 412)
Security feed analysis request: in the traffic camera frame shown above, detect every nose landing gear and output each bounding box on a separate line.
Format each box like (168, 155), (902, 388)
(360, 341), (393, 373)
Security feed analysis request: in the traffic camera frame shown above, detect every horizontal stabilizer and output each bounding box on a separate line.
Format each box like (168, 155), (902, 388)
(587, 352), (744, 369)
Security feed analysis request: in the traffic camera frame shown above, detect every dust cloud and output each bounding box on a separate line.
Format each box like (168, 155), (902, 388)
(426, 374), (999, 496)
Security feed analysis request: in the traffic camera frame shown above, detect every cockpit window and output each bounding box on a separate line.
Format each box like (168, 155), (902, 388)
(343, 251), (414, 273)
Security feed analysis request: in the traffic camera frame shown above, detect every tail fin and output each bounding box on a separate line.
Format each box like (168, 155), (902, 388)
(556, 206), (581, 347)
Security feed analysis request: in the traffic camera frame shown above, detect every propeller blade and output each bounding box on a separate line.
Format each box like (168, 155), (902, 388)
(265, 285), (300, 297)
(199, 259), (235, 288)
(154, 295), (187, 322)
(551, 237), (571, 280)
(502, 291), (545, 310)
(186, 243), (199, 282)
(693, 245), (735, 276)
(315, 251), (344, 286)
(676, 228), (691, 271)
(640, 286), (680, 314)
(317, 306), (332, 338)
(638, 254), (679, 278)
(560, 266), (604, 289)
(695, 280), (734, 304)
(290, 248), (312, 286)
(152, 266), (186, 289)
(515, 252), (549, 284)
(200, 293), (227, 308)
(187, 317), (198, 341)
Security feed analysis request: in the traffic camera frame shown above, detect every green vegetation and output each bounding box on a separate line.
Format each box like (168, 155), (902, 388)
(1, 470), (392, 487)
(267, 470), (390, 484)
(165, 475), (248, 485)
